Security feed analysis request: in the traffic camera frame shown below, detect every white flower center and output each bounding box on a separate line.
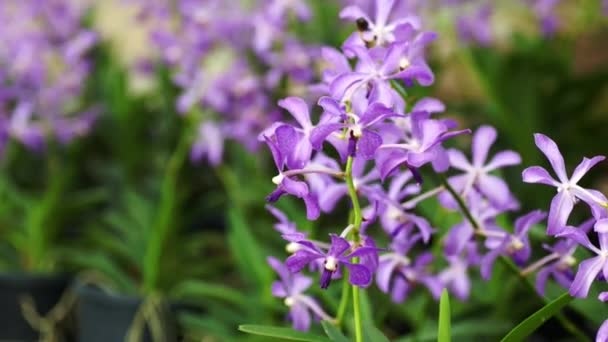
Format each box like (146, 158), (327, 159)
(272, 174), (284, 185)
(399, 57), (410, 70)
(286, 242), (301, 254)
(324, 256), (338, 271)
(284, 297), (295, 307)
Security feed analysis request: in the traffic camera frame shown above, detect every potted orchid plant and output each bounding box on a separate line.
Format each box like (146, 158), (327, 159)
(0, 1), (100, 340)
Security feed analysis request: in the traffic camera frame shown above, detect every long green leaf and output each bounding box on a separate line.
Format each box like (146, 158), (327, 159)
(227, 207), (271, 289)
(359, 291), (389, 342)
(501, 292), (574, 342)
(438, 289), (451, 342)
(238, 324), (331, 342)
(171, 280), (250, 306)
(321, 321), (349, 342)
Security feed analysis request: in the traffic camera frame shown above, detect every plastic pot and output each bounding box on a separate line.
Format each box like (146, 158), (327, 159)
(0, 273), (71, 341)
(76, 285), (177, 342)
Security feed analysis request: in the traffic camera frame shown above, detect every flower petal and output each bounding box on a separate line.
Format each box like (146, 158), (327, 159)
(534, 133), (568, 183)
(344, 262), (372, 287)
(472, 125), (497, 167)
(358, 130), (383, 159)
(484, 150), (521, 171)
(569, 256), (604, 298)
(290, 303), (311, 331)
(547, 191), (575, 235)
(522, 166), (559, 186)
(571, 156), (605, 184)
(278, 97), (312, 129)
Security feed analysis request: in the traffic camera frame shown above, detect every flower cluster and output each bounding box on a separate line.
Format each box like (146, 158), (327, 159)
(130, 0), (319, 166)
(0, 0), (98, 155)
(259, 0), (608, 336)
(262, 0), (477, 331)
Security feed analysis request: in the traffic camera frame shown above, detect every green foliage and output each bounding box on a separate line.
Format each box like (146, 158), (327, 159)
(438, 289), (451, 342)
(501, 293), (575, 342)
(239, 324), (332, 342)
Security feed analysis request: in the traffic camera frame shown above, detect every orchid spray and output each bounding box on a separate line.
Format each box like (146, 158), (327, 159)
(257, 0), (471, 338)
(242, 0), (608, 340)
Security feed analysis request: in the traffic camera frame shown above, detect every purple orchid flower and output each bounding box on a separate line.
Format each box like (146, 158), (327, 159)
(455, 3), (494, 46)
(316, 156), (382, 213)
(376, 111), (470, 180)
(523, 133), (608, 235)
(268, 257), (333, 331)
(519, 216), (594, 295)
(444, 191), (509, 256)
(377, 172), (436, 242)
(340, 0), (421, 48)
(311, 96), (397, 160)
(331, 34), (436, 106)
(480, 210), (547, 280)
(190, 121), (224, 166)
(438, 242), (480, 301)
(377, 234), (443, 302)
(558, 219), (608, 298)
(286, 234), (377, 289)
(446, 125), (521, 209)
(264, 135), (321, 220)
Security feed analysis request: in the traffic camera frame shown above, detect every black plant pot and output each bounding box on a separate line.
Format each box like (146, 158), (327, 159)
(76, 285), (177, 342)
(0, 273), (71, 341)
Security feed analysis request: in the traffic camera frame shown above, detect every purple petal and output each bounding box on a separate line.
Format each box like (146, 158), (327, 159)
(272, 281), (288, 298)
(358, 130), (382, 159)
(412, 97), (445, 114)
(290, 303), (311, 331)
(447, 149), (472, 171)
(278, 97), (312, 129)
(534, 133), (568, 183)
(281, 177), (309, 198)
(376, 259), (400, 293)
(596, 320), (608, 342)
(339, 5), (371, 22)
(484, 150), (521, 171)
(310, 123), (344, 150)
(445, 222), (474, 256)
(569, 256), (604, 298)
(328, 234), (351, 257)
(344, 262), (372, 287)
(286, 250), (323, 273)
(472, 125), (497, 167)
(478, 175), (512, 208)
(547, 191), (575, 235)
(303, 194), (320, 220)
(522, 166), (559, 186)
(571, 156), (605, 184)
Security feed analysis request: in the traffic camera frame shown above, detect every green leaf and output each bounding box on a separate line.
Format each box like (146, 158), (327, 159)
(171, 280), (250, 306)
(238, 324), (331, 342)
(438, 289), (451, 342)
(321, 321), (349, 342)
(227, 207), (271, 290)
(359, 291), (389, 342)
(501, 292), (574, 342)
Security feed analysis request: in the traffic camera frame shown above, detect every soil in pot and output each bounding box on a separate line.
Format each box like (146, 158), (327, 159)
(0, 273), (71, 341)
(76, 285), (178, 342)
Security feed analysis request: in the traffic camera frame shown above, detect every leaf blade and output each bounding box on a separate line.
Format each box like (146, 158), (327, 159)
(501, 292), (574, 342)
(438, 289), (451, 342)
(238, 324), (331, 342)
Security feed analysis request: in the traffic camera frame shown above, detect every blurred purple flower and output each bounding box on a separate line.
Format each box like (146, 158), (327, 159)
(340, 0), (421, 48)
(480, 210), (546, 280)
(558, 219), (608, 298)
(377, 234), (442, 302)
(446, 125), (521, 209)
(268, 257), (332, 331)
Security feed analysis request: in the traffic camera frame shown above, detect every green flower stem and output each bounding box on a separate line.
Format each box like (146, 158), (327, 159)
(345, 155), (363, 342)
(345, 156), (362, 238)
(352, 280), (363, 342)
(438, 174), (589, 342)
